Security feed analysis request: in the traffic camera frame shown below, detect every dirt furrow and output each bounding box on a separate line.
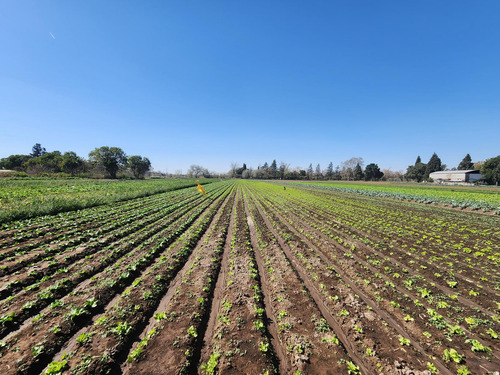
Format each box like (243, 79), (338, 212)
(198, 196), (236, 365)
(58, 187), (230, 374)
(0, 185), (229, 374)
(123, 188), (235, 374)
(251, 188), (454, 375)
(0, 194), (208, 339)
(197, 188), (277, 374)
(248, 190), (373, 374)
(243, 197), (291, 374)
(244, 189), (356, 374)
(264, 190), (500, 359)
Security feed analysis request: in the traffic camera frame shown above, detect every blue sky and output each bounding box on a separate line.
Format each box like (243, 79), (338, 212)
(1, 1), (499, 173)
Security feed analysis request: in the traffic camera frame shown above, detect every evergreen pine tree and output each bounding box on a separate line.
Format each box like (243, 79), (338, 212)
(315, 164), (322, 180)
(270, 160), (278, 178)
(425, 153), (442, 179)
(457, 154), (473, 170)
(306, 163), (313, 180)
(326, 162), (334, 179)
(353, 163), (364, 180)
(364, 163), (384, 181)
(30, 143), (46, 158)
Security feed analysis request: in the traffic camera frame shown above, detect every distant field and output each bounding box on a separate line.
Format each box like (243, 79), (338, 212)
(0, 178), (211, 223)
(282, 180), (500, 213)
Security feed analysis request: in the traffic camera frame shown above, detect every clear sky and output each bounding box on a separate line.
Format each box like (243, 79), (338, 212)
(1, 1), (499, 174)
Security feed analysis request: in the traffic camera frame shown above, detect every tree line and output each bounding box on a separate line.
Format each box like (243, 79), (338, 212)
(0, 144), (151, 179)
(229, 157), (388, 181)
(228, 153), (500, 185)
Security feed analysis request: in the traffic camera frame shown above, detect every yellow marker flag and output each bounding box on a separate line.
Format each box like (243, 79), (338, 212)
(196, 180), (206, 196)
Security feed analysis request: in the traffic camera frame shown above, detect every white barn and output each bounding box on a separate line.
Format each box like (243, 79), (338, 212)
(429, 170), (483, 184)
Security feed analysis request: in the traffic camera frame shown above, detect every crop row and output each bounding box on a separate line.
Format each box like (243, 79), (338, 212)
(0, 186), (223, 338)
(123, 185), (236, 374)
(0, 179), (498, 374)
(247, 186), (437, 373)
(0, 181), (232, 374)
(285, 181), (500, 213)
(57, 182), (233, 374)
(249, 181), (499, 374)
(0, 178), (212, 223)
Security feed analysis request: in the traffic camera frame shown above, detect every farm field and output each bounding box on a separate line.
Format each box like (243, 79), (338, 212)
(0, 179), (498, 374)
(285, 180), (500, 213)
(0, 178), (211, 224)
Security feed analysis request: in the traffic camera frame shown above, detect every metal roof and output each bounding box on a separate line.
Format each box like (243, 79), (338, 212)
(429, 170), (480, 174)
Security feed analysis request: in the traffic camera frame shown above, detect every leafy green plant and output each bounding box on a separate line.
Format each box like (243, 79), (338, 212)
(467, 339), (491, 354)
(0, 312), (15, 325)
(187, 325), (198, 338)
(346, 360), (361, 375)
(398, 336), (410, 346)
(321, 335), (340, 345)
(31, 343), (45, 357)
(447, 281), (458, 288)
(442, 348), (463, 363)
(457, 365), (472, 375)
(427, 362), (438, 374)
(112, 321), (131, 337)
(44, 360), (68, 375)
(127, 328), (157, 363)
(253, 320), (265, 333)
(259, 341), (269, 352)
(76, 332), (93, 344)
(201, 349), (221, 375)
(486, 328), (498, 339)
(315, 318), (331, 333)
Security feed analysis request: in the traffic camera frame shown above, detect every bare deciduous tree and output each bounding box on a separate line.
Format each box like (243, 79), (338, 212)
(341, 157), (364, 180)
(187, 165), (208, 178)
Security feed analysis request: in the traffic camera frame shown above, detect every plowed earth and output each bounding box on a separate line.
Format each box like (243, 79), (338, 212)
(0, 180), (498, 375)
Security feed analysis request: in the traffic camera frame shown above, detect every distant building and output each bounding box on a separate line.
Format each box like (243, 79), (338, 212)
(429, 170), (483, 184)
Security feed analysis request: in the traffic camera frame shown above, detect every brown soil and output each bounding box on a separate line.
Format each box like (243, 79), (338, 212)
(0, 180), (498, 375)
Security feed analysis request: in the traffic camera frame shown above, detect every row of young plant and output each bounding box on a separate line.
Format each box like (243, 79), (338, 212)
(52, 182), (233, 374)
(0, 186), (217, 339)
(250, 181), (499, 374)
(0, 182), (188, 239)
(275, 183), (499, 302)
(0, 187), (203, 280)
(0, 178), (213, 223)
(247, 183), (441, 374)
(272, 186), (499, 333)
(292, 185), (498, 312)
(0, 179), (214, 246)
(242, 186), (356, 374)
(0, 181), (232, 374)
(284, 181), (500, 213)
(123, 186), (236, 374)
(197, 189), (277, 374)
(274, 205), (495, 374)
(0, 182), (211, 281)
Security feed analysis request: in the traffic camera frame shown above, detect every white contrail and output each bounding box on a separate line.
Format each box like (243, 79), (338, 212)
(49, 32), (55, 39)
